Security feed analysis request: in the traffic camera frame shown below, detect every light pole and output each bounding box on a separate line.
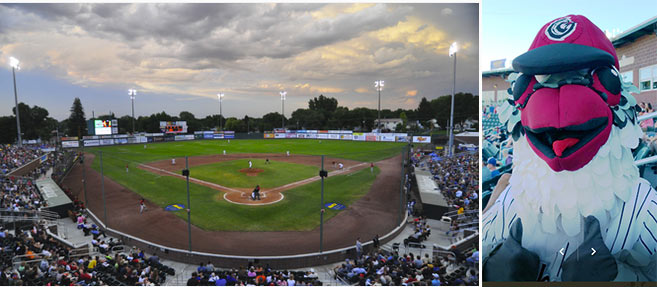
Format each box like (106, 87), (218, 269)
(448, 42), (458, 157)
(217, 93), (224, 131)
(374, 80), (384, 132)
(129, 89), (137, 134)
(9, 57), (22, 147)
(280, 91), (287, 129)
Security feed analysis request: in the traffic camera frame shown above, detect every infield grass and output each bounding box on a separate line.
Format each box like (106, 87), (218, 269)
(191, 159), (318, 188)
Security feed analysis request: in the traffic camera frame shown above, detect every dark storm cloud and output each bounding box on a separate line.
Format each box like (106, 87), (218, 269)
(6, 3), (411, 62)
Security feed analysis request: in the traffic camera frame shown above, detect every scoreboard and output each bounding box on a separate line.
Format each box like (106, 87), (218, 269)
(87, 119), (118, 135)
(160, 121), (187, 134)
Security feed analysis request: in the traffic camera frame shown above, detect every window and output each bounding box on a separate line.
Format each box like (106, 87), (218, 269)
(621, 71), (633, 84)
(639, 65), (657, 91)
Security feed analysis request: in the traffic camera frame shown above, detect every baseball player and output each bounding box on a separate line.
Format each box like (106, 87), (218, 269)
(253, 185), (261, 200)
(286, 150), (290, 157)
(139, 198), (146, 214)
(248, 160), (253, 169)
(223, 150), (226, 155)
(171, 158), (176, 165)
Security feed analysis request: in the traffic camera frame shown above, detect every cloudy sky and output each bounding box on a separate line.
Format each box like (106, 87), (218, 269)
(0, 3), (478, 121)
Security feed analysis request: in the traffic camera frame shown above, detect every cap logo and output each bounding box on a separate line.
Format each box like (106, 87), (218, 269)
(545, 16), (577, 41)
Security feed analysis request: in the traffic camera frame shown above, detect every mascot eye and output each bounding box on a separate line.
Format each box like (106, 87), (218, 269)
(594, 67), (621, 95)
(512, 74), (533, 102)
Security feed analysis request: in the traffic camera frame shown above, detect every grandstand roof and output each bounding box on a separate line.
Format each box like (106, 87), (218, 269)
(482, 67), (514, 77)
(611, 15), (657, 48)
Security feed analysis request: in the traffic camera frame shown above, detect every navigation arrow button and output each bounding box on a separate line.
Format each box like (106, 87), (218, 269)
(591, 248), (596, 256)
(559, 248), (565, 256)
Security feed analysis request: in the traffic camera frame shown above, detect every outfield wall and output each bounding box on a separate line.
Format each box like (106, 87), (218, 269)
(61, 130), (434, 148)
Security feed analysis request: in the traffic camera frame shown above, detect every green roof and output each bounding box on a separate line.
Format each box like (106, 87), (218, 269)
(612, 16), (657, 48)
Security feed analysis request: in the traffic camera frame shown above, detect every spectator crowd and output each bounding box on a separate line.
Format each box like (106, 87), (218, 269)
(186, 263), (322, 286)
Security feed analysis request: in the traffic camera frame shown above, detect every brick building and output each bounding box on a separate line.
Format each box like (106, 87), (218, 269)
(613, 16), (657, 105)
(482, 15), (657, 107)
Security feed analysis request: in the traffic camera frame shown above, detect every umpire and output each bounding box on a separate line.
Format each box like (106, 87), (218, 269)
(253, 185), (261, 200)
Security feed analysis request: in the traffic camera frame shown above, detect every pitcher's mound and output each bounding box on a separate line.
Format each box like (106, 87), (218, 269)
(239, 168), (264, 176)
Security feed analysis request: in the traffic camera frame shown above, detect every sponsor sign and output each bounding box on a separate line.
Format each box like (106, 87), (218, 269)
(62, 141), (80, 148)
(353, 133), (365, 141)
(317, 133), (329, 139)
(379, 134), (395, 142)
(340, 134), (353, 140)
(413, 136), (431, 143)
(165, 204), (185, 211)
(264, 133), (274, 139)
(328, 134), (340, 140)
(275, 133), (286, 139)
(324, 202), (346, 210)
(100, 139), (114, 145)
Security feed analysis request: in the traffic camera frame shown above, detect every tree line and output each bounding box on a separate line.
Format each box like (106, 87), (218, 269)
(0, 93), (478, 144)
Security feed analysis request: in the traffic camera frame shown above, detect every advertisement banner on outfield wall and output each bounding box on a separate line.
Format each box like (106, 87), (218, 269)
(317, 133), (329, 139)
(396, 135), (409, 142)
(365, 133), (378, 141)
(62, 141), (79, 148)
(328, 134), (340, 140)
(353, 133), (365, 141)
(413, 136), (431, 143)
(115, 138), (128, 144)
(84, 140), (100, 147)
(138, 136), (148, 143)
(340, 134), (353, 140)
(286, 133), (296, 138)
(204, 134), (214, 139)
(275, 133), (286, 139)
(264, 133), (274, 138)
(224, 131), (235, 139)
(307, 133), (318, 139)
(213, 134), (224, 139)
(379, 134), (395, 142)
(100, 139), (114, 145)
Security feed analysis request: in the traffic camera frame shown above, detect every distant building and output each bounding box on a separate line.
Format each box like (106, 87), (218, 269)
(482, 68), (513, 107)
(612, 16), (657, 105)
(376, 118), (403, 131)
(482, 16), (657, 107)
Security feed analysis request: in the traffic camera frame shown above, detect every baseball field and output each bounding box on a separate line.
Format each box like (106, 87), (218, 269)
(82, 139), (405, 232)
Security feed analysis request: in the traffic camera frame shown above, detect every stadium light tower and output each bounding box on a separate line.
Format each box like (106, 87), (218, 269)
(9, 57), (22, 147)
(217, 93), (224, 130)
(374, 80), (384, 132)
(280, 91), (287, 129)
(448, 42), (458, 157)
(129, 89), (137, 134)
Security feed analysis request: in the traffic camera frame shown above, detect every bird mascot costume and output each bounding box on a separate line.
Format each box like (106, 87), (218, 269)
(482, 15), (657, 282)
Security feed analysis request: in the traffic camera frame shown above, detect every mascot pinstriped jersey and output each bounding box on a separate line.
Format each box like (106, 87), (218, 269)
(482, 15), (657, 282)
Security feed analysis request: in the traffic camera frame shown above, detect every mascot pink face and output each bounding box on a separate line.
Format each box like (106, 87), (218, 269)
(512, 15), (623, 172)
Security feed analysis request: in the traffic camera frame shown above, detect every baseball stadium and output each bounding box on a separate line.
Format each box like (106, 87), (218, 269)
(0, 3), (479, 286)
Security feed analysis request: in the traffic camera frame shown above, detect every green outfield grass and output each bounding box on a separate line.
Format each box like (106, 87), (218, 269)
(88, 139), (404, 163)
(191, 159), (318, 188)
(86, 139), (403, 231)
